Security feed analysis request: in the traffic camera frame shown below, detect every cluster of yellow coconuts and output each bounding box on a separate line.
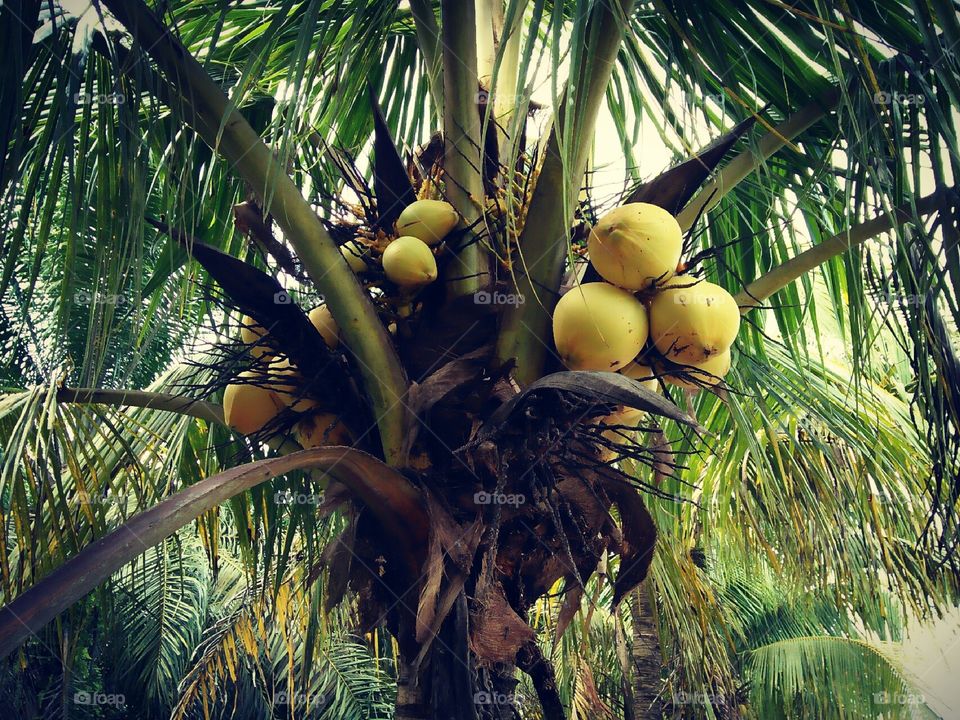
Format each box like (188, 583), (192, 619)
(553, 202), (741, 399)
(222, 305), (349, 444)
(342, 199), (460, 289)
(222, 199), (461, 443)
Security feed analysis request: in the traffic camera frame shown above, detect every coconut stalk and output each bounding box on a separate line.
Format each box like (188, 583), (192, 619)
(56, 387), (225, 426)
(492, 1), (524, 124)
(408, 0), (443, 124)
(491, 0), (527, 157)
(735, 188), (947, 311)
(54, 387), (307, 455)
(676, 86), (841, 232)
(496, 0), (637, 386)
(101, 0), (410, 465)
(441, 0), (490, 299)
(476, 0), (497, 88)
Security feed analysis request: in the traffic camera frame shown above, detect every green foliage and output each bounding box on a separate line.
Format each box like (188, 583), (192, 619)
(108, 536), (210, 713)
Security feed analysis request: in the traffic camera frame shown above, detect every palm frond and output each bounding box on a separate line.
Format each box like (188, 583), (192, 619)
(749, 636), (939, 720)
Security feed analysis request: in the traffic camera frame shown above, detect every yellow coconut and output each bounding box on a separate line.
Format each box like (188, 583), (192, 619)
(396, 199), (459, 246)
(239, 315), (273, 358)
(596, 404), (647, 457)
(664, 349), (732, 389)
(268, 357), (319, 412)
(552, 282), (649, 372)
(340, 240), (368, 273)
(603, 405), (645, 429)
(620, 361), (658, 392)
(308, 304), (339, 349)
(588, 203), (683, 290)
(295, 412), (353, 448)
(382, 235), (438, 288)
(223, 371), (285, 435)
(648, 276), (740, 363)
(600, 362), (658, 433)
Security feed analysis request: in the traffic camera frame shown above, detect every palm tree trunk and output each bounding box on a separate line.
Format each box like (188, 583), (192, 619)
(395, 590), (540, 719)
(395, 658), (429, 720)
(629, 580), (664, 719)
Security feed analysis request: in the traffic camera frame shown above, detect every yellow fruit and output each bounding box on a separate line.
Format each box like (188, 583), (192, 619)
(396, 199), (459, 246)
(308, 304), (339, 349)
(596, 405), (646, 456)
(588, 203), (683, 290)
(240, 315), (273, 358)
(620, 361), (658, 392)
(295, 412), (353, 448)
(340, 240), (367, 273)
(382, 236), (438, 288)
(223, 372), (285, 435)
(664, 349), (732, 389)
(648, 276), (740, 363)
(603, 405), (645, 428)
(552, 282), (649, 372)
(602, 363), (658, 435)
(268, 357), (319, 412)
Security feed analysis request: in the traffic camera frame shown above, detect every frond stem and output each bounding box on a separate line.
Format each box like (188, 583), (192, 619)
(57, 387), (225, 426)
(735, 189), (948, 311)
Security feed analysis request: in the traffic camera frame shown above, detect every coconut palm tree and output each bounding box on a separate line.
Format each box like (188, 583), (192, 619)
(0, 0), (958, 718)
